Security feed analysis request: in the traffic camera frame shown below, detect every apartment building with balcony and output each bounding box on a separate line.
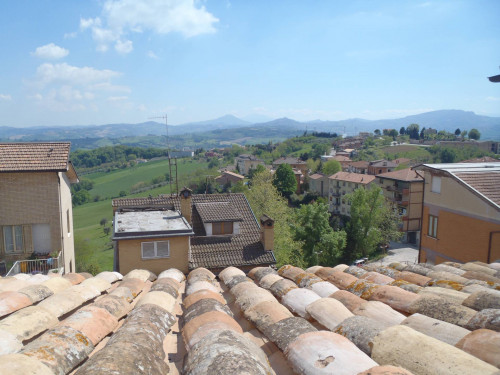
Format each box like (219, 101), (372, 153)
(377, 168), (424, 245)
(328, 172), (376, 216)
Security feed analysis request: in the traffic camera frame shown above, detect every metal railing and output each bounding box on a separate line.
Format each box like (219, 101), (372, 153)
(6, 251), (63, 276)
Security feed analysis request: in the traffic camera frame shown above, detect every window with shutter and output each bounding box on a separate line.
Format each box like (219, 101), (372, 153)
(141, 241), (170, 259)
(156, 241), (170, 258)
(141, 242), (155, 259)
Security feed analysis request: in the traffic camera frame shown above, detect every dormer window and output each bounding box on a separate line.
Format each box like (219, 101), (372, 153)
(212, 221), (234, 235)
(194, 202), (243, 236)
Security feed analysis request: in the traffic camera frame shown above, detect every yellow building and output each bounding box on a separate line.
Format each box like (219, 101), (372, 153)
(377, 168), (424, 245)
(0, 142), (78, 275)
(328, 172), (376, 215)
(415, 163), (500, 264)
(112, 188), (276, 274)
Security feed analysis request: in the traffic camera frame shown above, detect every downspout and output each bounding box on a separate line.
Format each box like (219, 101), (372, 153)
(488, 231), (500, 263)
(414, 169), (425, 263)
(57, 173), (65, 273)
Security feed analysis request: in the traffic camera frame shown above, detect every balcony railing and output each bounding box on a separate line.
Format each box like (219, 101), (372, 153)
(6, 252), (63, 276)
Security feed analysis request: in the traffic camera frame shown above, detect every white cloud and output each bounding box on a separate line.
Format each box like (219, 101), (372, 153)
(115, 39), (133, 54)
(0, 94), (12, 101)
(147, 50), (159, 59)
(107, 96), (128, 101)
(486, 96), (500, 102)
(64, 32), (77, 39)
(81, 0), (218, 53)
(32, 43), (69, 60)
(27, 62), (129, 113)
(34, 63), (121, 87)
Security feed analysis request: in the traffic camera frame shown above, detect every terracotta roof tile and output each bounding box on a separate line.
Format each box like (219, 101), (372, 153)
(194, 202), (243, 223)
(454, 171), (500, 206)
(377, 168), (424, 182)
(329, 171), (376, 184)
(0, 142), (71, 172)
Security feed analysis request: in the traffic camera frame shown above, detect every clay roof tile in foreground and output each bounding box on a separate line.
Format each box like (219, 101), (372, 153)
(376, 168), (424, 182)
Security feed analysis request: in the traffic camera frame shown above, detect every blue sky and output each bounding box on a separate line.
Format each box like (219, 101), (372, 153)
(1, 0), (499, 127)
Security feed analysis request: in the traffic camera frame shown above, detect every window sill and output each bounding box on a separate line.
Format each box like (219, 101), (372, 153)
(142, 256), (170, 260)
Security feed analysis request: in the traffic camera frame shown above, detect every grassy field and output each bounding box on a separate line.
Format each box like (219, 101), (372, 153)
(73, 158), (210, 272)
(86, 158), (208, 198)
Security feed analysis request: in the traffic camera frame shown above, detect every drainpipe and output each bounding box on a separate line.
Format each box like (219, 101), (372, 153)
(488, 231), (500, 263)
(57, 173), (65, 273)
(414, 169), (425, 263)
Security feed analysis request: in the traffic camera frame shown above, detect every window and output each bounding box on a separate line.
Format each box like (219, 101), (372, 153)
(428, 215), (438, 238)
(3, 225), (24, 253)
(431, 176), (441, 193)
(212, 221), (233, 235)
(141, 241), (170, 259)
(66, 209), (71, 235)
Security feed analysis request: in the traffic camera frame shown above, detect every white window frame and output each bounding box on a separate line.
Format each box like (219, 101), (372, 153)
(428, 215), (438, 238)
(141, 241), (170, 259)
(3, 225), (24, 253)
(431, 176), (441, 194)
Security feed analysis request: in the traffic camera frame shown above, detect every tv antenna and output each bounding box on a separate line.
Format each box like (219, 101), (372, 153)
(149, 113), (178, 196)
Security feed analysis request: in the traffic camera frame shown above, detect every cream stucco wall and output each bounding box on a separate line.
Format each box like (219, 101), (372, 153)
(117, 235), (190, 275)
(59, 172), (76, 273)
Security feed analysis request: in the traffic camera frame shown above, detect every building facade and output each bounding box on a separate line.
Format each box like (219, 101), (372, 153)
(416, 163), (500, 264)
(235, 154), (265, 175)
(0, 142), (78, 274)
(377, 168), (424, 245)
(328, 172), (375, 215)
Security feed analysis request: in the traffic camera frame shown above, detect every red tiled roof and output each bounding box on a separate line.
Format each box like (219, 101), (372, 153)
(454, 171), (500, 206)
(0, 142), (71, 172)
(194, 202), (243, 223)
(334, 155), (351, 162)
(329, 171), (376, 184)
(309, 173), (325, 180)
(377, 168), (423, 182)
(348, 161), (370, 168)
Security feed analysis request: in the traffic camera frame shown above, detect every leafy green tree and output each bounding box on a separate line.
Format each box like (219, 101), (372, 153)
(321, 160), (341, 176)
(273, 164), (297, 198)
(455, 128), (461, 136)
(439, 148), (458, 163)
(72, 189), (91, 206)
(343, 186), (401, 261)
(248, 164), (266, 180)
(399, 127), (406, 135)
(468, 128), (481, 140)
(406, 124), (420, 140)
(388, 129), (399, 140)
(245, 169), (304, 267)
(374, 129), (381, 136)
(311, 143), (330, 159)
(231, 180), (247, 193)
(379, 203), (403, 247)
(461, 130), (468, 139)
(291, 202), (346, 267)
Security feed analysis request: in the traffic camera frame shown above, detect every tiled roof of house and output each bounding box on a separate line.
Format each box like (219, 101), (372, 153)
(454, 172), (500, 206)
(112, 193), (275, 270)
(219, 171), (244, 179)
(329, 171), (376, 184)
(194, 202), (244, 223)
(417, 163), (500, 209)
(369, 159), (398, 168)
(309, 173), (325, 180)
(273, 157), (306, 165)
(334, 155), (351, 162)
(377, 168), (424, 182)
(0, 142), (71, 172)
(1, 259), (499, 374)
(348, 160), (370, 168)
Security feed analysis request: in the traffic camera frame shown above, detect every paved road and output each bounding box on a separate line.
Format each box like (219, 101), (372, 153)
(376, 242), (419, 266)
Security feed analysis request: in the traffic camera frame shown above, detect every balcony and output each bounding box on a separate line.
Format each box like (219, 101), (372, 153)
(6, 251), (63, 276)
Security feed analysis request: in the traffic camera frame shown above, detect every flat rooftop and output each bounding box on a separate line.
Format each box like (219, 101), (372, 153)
(113, 210), (193, 239)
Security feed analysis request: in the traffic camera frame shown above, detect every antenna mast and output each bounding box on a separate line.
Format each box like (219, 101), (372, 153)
(149, 113), (178, 196)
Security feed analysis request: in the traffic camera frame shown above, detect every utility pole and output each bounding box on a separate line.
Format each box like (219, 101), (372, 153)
(149, 114), (178, 196)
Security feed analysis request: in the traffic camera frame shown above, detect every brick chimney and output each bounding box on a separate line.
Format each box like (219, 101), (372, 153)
(260, 214), (274, 251)
(180, 187), (193, 224)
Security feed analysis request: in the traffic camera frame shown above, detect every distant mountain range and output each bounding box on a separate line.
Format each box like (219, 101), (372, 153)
(1, 110), (499, 149)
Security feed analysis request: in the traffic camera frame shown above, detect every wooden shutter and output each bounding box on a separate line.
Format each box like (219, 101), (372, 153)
(23, 225), (33, 253)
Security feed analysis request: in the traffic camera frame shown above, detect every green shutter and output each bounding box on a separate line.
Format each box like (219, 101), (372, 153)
(23, 225), (33, 253)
